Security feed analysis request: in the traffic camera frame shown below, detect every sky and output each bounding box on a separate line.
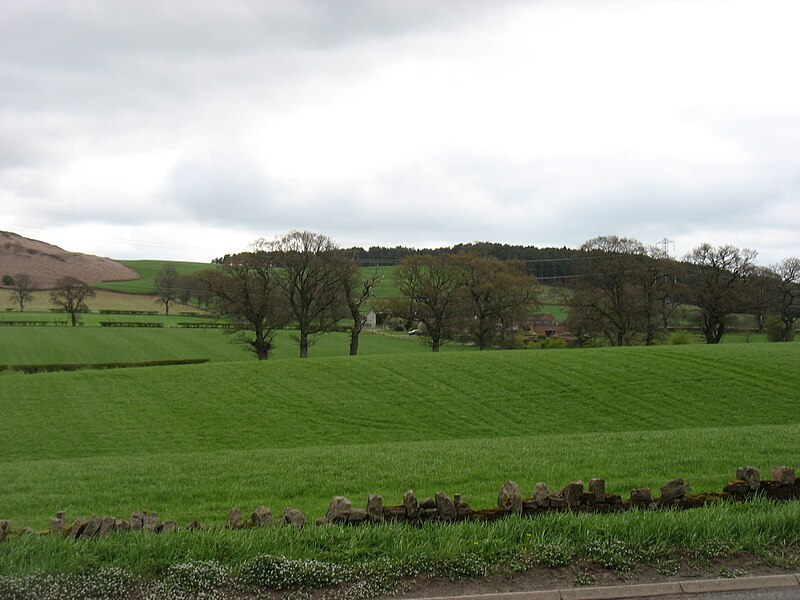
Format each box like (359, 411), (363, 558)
(1, 0), (799, 265)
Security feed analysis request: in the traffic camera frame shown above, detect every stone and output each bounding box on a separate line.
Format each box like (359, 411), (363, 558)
(283, 508), (305, 528)
(607, 494), (623, 506)
(435, 491), (457, 520)
(97, 516), (116, 538)
(419, 497), (436, 509)
(534, 483), (550, 507)
(186, 520), (207, 531)
(143, 513), (158, 532)
(251, 506), (273, 528)
(348, 508), (368, 523)
(116, 520), (131, 532)
(225, 508), (243, 530)
(314, 517), (329, 526)
(367, 494), (384, 522)
(50, 517), (64, 537)
(418, 508), (437, 520)
(497, 480), (523, 513)
(130, 512), (143, 532)
(548, 493), (566, 508)
(382, 506), (406, 521)
(660, 478), (692, 502)
(589, 479), (606, 503)
(736, 467), (761, 490)
(68, 518), (88, 539)
(561, 481), (584, 509)
(160, 520), (177, 533)
(0, 520), (10, 542)
(724, 480), (751, 496)
(772, 466), (796, 485)
(456, 502), (474, 517)
(454, 494), (462, 504)
(404, 490), (419, 518)
(630, 488), (652, 504)
(81, 516), (102, 539)
(326, 496), (352, 523)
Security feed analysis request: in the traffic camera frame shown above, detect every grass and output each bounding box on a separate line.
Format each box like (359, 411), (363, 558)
(1, 343), (798, 528)
(0, 289), (205, 315)
(92, 259), (215, 294)
(0, 328), (464, 365)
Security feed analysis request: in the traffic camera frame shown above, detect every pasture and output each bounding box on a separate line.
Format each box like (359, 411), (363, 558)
(1, 342), (798, 529)
(92, 259), (214, 294)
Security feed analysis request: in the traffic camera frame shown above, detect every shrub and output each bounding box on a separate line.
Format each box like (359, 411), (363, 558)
(669, 330), (695, 345)
(765, 315), (795, 342)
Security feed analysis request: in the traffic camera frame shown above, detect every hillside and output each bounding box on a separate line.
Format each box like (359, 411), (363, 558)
(1, 343), (798, 526)
(0, 231), (139, 288)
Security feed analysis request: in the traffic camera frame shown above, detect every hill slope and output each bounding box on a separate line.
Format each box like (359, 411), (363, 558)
(1, 343), (798, 526)
(0, 231), (139, 288)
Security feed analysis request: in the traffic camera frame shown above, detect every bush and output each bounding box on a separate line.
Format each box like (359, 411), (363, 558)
(538, 337), (567, 350)
(765, 315), (795, 342)
(669, 330), (695, 345)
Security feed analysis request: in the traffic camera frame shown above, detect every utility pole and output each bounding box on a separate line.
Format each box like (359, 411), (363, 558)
(657, 238), (675, 256)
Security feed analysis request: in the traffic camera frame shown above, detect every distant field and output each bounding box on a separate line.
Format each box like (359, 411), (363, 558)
(1, 343), (797, 528)
(0, 327), (467, 365)
(0, 289), (204, 315)
(93, 259), (215, 294)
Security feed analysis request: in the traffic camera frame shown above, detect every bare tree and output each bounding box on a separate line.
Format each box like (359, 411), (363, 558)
(452, 254), (540, 350)
(566, 236), (647, 346)
(772, 257), (800, 341)
(389, 254), (467, 352)
(331, 251), (380, 356)
(154, 265), (181, 315)
(257, 231), (345, 358)
(197, 253), (289, 360)
(9, 273), (34, 312)
(50, 276), (95, 326)
(683, 244), (757, 344)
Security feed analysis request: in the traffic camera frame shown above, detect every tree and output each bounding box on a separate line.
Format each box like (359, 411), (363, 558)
(389, 254), (467, 352)
(635, 247), (680, 346)
(747, 266), (781, 333)
(154, 265), (181, 315)
(2, 275), (13, 286)
(683, 244), (757, 344)
(771, 257), (800, 341)
(331, 251), (380, 356)
(9, 273), (34, 312)
(197, 253), (289, 360)
(452, 254), (540, 350)
(566, 236), (647, 346)
(257, 231), (345, 358)
(50, 276), (95, 326)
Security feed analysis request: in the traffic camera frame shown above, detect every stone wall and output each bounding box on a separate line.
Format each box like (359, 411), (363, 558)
(0, 466), (797, 542)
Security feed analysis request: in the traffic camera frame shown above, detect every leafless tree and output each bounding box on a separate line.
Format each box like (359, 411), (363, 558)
(389, 254), (467, 352)
(256, 231), (345, 358)
(197, 253), (289, 360)
(154, 265), (181, 315)
(50, 276), (95, 326)
(772, 257), (800, 341)
(452, 254), (540, 350)
(683, 243), (757, 344)
(9, 273), (34, 312)
(331, 251), (380, 356)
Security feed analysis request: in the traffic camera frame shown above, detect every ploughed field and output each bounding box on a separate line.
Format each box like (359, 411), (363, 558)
(1, 343), (798, 529)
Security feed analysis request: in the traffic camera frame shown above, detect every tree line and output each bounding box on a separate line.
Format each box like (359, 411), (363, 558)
(185, 231), (542, 358)
(214, 242), (574, 282)
(564, 235), (799, 346)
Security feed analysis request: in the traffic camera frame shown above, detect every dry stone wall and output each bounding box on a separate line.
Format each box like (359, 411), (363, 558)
(0, 466), (797, 542)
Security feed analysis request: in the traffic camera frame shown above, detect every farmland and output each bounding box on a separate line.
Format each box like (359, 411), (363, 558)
(2, 343), (798, 529)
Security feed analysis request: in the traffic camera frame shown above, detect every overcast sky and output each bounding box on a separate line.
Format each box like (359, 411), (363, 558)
(1, 0), (798, 265)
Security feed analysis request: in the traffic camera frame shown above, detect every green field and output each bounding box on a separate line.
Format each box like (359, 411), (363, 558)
(0, 327), (465, 365)
(92, 260), (215, 294)
(1, 343), (798, 530)
(0, 289), (205, 316)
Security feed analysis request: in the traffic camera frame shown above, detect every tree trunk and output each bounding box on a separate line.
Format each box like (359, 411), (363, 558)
(299, 328), (309, 358)
(431, 337), (440, 352)
(70, 311), (78, 326)
(349, 326), (360, 356)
